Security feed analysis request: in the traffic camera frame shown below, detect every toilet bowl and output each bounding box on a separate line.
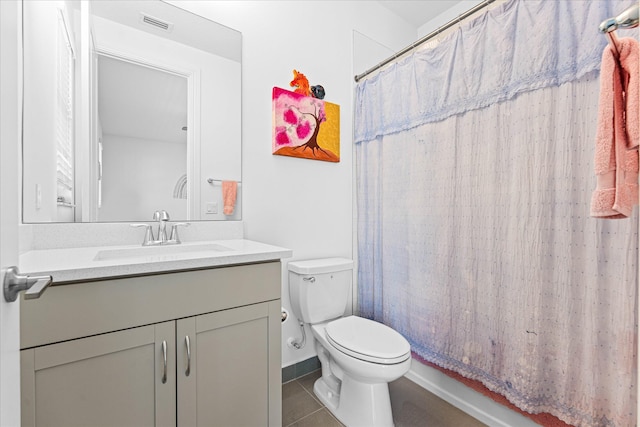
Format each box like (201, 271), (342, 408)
(311, 317), (411, 426)
(288, 258), (411, 427)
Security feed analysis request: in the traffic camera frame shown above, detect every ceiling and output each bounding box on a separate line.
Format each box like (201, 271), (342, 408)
(91, 0), (241, 63)
(378, 1), (463, 28)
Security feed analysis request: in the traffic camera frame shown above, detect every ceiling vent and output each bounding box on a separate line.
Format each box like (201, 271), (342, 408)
(139, 13), (174, 32)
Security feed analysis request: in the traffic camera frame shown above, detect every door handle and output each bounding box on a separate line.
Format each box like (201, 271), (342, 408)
(3, 266), (52, 302)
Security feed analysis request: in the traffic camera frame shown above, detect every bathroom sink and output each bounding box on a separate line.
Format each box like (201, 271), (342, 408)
(93, 243), (234, 261)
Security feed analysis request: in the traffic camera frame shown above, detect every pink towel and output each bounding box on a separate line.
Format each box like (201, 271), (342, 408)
(591, 37), (639, 219)
(222, 181), (237, 215)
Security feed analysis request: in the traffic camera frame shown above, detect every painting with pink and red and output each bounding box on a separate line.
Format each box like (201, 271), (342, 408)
(272, 87), (340, 162)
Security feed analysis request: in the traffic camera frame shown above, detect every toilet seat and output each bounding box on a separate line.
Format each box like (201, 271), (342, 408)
(325, 316), (411, 365)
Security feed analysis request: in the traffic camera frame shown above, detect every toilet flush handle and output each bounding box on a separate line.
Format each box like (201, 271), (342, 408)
(303, 277), (316, 283)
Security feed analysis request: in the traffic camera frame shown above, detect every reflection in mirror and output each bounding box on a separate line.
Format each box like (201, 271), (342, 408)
(22, 0), (242, 223)
(97, 55), (187, 222)
(22, 0), (80, 223)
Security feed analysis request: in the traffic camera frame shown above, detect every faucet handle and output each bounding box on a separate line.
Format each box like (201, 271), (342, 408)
(169, 222), (190, 244)
(131, 223), (155, 246)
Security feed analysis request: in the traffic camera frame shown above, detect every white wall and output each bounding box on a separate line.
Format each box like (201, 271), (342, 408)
(172, 1), (417, 367)
(353, 30), (395, 78)
(98, 135), (187, 222)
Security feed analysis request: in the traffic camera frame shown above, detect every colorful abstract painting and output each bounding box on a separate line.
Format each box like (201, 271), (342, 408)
(272, 87), (340, 162)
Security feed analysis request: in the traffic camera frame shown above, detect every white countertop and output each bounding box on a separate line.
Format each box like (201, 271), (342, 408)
(19, 239), (292, 283)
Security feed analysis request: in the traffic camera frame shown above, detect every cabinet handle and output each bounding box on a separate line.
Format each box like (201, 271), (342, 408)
(185, 335), (191, 377)
(161, 340), (167, 384)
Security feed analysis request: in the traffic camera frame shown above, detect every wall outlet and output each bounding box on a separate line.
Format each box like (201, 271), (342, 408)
(206, 202), (218, 214)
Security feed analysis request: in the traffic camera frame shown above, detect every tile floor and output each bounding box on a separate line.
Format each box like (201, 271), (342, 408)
(283, 370), (488, 427)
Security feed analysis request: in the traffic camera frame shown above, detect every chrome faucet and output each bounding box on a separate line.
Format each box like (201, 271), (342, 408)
(131, 210), (190, 246)
(153, 210), (171, 244)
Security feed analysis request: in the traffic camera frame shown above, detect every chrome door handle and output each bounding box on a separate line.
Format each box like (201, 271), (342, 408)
(3, 266), (52, 302)
(161, 340), (167, 384)
(185, 335), (191, 377)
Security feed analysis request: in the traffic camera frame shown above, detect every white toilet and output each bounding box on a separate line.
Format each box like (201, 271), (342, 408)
(288, 258), (411, 427)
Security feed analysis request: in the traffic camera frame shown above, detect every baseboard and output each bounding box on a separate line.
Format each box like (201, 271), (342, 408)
(405, 359), (538, 427)
(282, 356), (321, 383)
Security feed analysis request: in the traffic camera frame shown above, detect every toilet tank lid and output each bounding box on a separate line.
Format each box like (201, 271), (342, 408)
(288, 258), (353, 274)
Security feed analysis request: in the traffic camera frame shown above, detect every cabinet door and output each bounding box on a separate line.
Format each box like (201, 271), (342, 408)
(21, 322), (176, 427)
(177, 302), (281, 426)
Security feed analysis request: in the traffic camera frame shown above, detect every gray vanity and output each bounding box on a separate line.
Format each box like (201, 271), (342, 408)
(19, 239), (291, 427)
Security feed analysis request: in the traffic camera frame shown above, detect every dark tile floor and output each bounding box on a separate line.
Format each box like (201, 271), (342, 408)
(283, 370), (488, 427)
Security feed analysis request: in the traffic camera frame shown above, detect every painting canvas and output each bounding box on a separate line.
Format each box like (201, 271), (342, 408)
(272, 87), (340, 162)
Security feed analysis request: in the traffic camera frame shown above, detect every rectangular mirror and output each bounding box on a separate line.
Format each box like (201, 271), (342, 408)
(22, 0), (242, 223)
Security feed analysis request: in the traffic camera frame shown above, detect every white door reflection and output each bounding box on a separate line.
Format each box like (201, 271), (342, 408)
(97, 55), (187, 222)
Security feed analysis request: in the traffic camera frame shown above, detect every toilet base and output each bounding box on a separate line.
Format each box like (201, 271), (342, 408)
(314, 376), (395, 427)
(313, 377), (340, 412)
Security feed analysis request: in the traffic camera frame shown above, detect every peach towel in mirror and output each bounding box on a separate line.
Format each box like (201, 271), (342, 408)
(222, 181), (237, 215)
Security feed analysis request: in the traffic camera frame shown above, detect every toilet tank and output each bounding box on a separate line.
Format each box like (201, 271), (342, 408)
(288, 258), (354, 324)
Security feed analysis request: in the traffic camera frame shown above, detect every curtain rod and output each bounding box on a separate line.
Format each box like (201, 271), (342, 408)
(354, 0), (496, 83)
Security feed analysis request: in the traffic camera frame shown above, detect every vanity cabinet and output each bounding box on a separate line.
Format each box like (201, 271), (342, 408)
(20, 262), (282, 427)
(21, 322), (177, 426)
(177, 303), (271, 426)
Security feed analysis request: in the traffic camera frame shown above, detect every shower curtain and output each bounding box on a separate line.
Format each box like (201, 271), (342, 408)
(355, 1), (638, 426)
